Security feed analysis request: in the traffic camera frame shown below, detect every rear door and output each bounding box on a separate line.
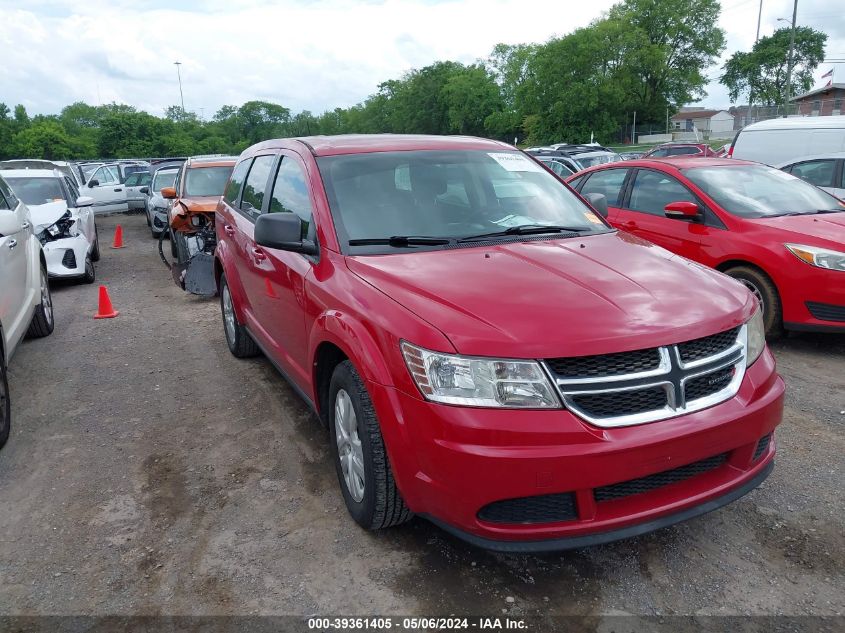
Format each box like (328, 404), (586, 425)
(84, 165), (128, 214)
(615, 168), (706, 260)
(0, 181), (34, 353)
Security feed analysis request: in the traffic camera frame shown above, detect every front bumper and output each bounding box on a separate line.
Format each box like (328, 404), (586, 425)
(780, 265), (845, 332)
(43, 235), (91, 278)
(151, 208), (168, 233)
(370, 348), (784, 549)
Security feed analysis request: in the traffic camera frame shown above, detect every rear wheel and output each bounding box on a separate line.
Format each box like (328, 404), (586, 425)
(329, 360), (412, 530)
(26, 264), (55, 339)
(724, 265), (783, 338)
(220, 273), (259, 358)
(0, 355), (10, 449)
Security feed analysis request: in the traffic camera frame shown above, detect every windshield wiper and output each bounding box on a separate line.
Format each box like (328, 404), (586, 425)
(348, 236), (454, 247)
(773, 209), (844, 216)
(458, 224), (586, 243)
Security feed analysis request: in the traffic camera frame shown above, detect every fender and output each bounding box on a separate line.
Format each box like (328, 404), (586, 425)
(310, 310), (393, 388)
(214, 241), (250, 324)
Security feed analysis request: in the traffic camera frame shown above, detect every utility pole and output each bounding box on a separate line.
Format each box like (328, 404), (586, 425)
(784, 0), (798, 116)
(755, 0), (763, 42)
(174, 61), (185, 115)
(632, 111), (637, 145)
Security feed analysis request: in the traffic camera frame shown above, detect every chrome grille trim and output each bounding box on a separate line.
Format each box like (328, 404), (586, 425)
(543, 325), (747, 428)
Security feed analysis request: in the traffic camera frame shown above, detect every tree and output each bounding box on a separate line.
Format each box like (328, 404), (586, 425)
(721, 26), (828, 106)
(12, 121), (73, 159)
(442, 65), (503, 136)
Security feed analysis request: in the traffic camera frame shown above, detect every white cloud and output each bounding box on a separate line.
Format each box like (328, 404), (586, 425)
(1, 0), (843, 117)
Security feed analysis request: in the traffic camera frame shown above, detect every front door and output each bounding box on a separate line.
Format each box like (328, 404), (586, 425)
(85, 165), (128, 214)
(575, 167), (631, 222)
(0, 187), (34, 350)
(615, 168), (704, 260)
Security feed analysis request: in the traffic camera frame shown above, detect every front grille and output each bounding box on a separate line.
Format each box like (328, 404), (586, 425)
(806, 301), (845, 323)
(595, 453), (728, 502)
(570, 387), (667, 418)
(546, 348), (661, 379)
(684, 366), (736, 402)
(478, 492), (577, 524)
(61, 249), (77, 269)
(753, 433), (772, 461)
(677, 327), (741, 363)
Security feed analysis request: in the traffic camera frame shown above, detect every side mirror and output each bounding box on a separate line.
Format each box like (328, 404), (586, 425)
(584, 193), (609, 218)
(75, 196), (94, 208)
(254, 213), (317, 255)
(161, 186), (177, 199)
(140, 187), (150, 195)
(88, 179), (100, 188)
(0, 209), (21, 237)
(664, 201), (701, 221)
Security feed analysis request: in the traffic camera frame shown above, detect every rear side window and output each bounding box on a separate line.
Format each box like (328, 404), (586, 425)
(0, 178), (17, 208)
(789, 160), (836, 188)
(628, 170), (696, 215)
(241, 155), (275, 215)
(269, 157), (314, 239)
(579, 169), (628, 206)
(224, 159), (251, 206)
(668, 146), (702, 156)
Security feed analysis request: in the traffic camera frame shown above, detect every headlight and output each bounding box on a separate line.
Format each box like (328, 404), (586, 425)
(153, 205), (168, 212)
(785, 244), (845, 272)
(401, 341), (560, 408)
(746, 306), (765, 366)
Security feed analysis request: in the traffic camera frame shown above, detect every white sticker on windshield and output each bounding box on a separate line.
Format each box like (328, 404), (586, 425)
(488, 152), (544, 173)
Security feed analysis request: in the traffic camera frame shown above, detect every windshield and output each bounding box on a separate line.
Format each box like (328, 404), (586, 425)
(184, 166), (233, 197)
(576, 153), (619, 168)
(5, 177), (66, 206)
(122, 165), (147, 178)
(152, 170), (178, 192)
(81, 164), (100, 180)
(317, 150), (609, 252)
(683, 165), (843, 218)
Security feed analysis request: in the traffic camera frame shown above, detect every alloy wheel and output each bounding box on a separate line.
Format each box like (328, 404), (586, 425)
(335, 389), (365, 502)
(41, 268), (53, 327)
(222, 284), (236, 345)
(738, 278), (765, 316)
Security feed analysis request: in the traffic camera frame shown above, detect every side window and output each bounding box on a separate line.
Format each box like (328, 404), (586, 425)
(568, 175), (587, 190)
(551, 161), (573, 177)
(628, 170), (696, 216)
(790, 160), (836, 188)
(224, 159), (251, 206)
(840, 161), (845, 189)
(579, 169), (628, 206)
(0, 180), (8, 210)
(269, 157), (314, 239)
(65, 178), (80, 204)
(0, 178), (17, 208)
(240, 155), (276, 216)
(668, 146), (702, 156)
(124, 173), (140, 186)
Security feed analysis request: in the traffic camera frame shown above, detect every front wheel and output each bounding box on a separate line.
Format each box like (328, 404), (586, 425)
(26, 263), (55, 338)
(82, 255), (96, 284)
(90, 226), (100, 262)
(0, 356), (10, 449)
(329, 360), (412, 530)
(219, 273), (259, 358)
(724, 265), (783, 338)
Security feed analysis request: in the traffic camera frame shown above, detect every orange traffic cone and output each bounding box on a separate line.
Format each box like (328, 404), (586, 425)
(111, 225), (125, 249)
(94, 285), (119, 319)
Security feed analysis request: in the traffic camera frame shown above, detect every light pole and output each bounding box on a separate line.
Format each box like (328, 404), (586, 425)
(174, 61), (185, 115)
(781, 0), (798, 115)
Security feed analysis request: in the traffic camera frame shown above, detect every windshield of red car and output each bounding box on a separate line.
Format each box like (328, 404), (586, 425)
(683, 165), (843, 218)
(184, 166), (233, 197)
(318, 149), (610, 251)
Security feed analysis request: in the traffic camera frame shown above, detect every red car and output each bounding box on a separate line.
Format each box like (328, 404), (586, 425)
(214, 136), (782, 551)
(567, 157), (845, 337)
(643, 143), (719, 158)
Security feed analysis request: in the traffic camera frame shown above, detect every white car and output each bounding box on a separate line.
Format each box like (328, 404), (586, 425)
(0, 174), (54, 449)
(0, 159), (85, 188)
(777, 152), (845, 200)
(81, 163), (129, 214)
(146, 166), (180, 237)
(1, 169), (99, 283)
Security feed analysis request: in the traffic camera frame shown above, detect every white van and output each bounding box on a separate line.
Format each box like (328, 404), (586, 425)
(730, 115), (845, 165)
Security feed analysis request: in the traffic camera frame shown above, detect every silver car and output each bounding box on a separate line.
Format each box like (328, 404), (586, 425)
(145, 167), (179, 237)
(123, 171), (153, 211)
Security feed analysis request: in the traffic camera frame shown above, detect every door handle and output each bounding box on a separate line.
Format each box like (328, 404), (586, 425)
(114, 188), (123, 192)
(21, 221), (30, 230)
(251, 247), (267, 262)
(224, 225), (236, 237)
(8, 239), (17, 249)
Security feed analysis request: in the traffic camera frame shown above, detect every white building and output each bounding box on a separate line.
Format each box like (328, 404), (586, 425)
(670, 109), (735, 136)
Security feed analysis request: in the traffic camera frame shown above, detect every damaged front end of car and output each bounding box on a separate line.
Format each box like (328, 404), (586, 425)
(37, 210), (93, 280)
(159, 201), (217, 297)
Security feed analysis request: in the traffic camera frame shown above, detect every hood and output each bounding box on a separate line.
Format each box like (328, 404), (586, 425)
(751, 212), (845, 248)
(29, 201), (71, 233)
(179, 196), (220, 213)
(346, 232), (755, 358)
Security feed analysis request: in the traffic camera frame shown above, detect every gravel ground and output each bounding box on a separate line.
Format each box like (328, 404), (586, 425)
(1, 213), (843, 619)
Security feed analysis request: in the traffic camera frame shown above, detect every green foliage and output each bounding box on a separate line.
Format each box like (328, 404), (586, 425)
(721, 26), (828, 105)
(0, 0), (731, 160)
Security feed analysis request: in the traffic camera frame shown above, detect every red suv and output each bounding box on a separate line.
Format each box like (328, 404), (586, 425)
(214, 136), (783, 551)
(567, 157), (845, 337)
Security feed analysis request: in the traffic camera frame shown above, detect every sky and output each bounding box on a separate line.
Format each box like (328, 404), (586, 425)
(1, 0), (843, 119)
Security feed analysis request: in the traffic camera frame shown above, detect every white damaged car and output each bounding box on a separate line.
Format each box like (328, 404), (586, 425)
(0, 169), (99, 283)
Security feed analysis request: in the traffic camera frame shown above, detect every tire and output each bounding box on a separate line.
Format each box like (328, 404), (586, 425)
(0, 356), (10, 450)
(82, 255), (96, 284)
(26, 263), (55, 339)
(219, 273), (259, 358)
(90, 225), (100, 262)
(329, 360), (412, 530)
(145, 202), (151, 227)
(170, 232), (178, 259)
(724, 265), (783, 338)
